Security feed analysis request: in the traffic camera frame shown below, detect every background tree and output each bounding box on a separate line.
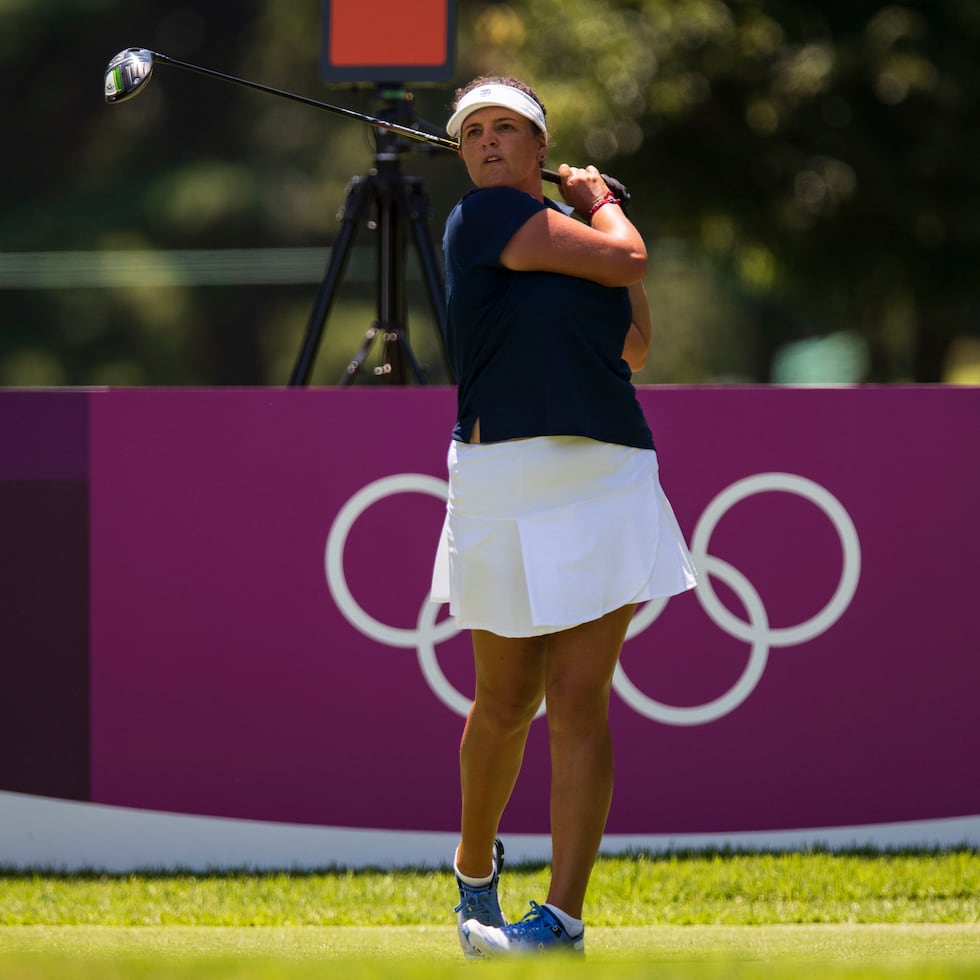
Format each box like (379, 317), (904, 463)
(0, 0), (977, 385)
(479, 0), (980, 382)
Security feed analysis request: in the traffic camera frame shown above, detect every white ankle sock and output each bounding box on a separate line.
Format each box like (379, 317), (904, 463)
(454, 848), (495, 887)
(544, 903), (584, 937)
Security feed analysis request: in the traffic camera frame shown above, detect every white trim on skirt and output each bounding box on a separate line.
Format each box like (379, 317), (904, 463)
(429, 436), (697, 637)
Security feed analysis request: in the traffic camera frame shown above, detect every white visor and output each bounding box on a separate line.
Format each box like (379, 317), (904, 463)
(447, 83), (547, 140)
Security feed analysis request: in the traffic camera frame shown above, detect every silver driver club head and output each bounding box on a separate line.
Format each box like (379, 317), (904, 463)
(104, 47), (154, 103)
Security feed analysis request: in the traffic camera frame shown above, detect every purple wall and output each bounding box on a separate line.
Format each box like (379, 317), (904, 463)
(0, 392), (90, 801)
(2, 386), (978, 839)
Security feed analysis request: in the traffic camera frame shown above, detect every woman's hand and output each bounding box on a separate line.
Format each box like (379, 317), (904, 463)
(557, 164), (613, 220)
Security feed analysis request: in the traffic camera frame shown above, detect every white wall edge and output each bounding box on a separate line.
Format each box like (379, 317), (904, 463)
(1, 791), (976, 872)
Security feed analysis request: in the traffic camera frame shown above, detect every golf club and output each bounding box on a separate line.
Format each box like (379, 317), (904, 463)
(103, 47), (631, 206)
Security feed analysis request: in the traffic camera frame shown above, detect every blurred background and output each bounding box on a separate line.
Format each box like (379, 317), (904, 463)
(1, 0), (978, 387)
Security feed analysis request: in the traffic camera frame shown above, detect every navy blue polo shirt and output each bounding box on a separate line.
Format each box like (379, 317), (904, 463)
(443, 186), (655, 450)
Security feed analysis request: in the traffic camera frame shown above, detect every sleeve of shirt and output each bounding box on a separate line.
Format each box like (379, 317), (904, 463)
(449, 187), (547, 270)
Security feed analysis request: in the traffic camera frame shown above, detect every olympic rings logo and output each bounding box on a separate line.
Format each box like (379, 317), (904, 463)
(325, 472), (861, 727)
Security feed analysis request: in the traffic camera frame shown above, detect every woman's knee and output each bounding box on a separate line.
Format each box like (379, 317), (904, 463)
(472, 682), (544, 737)
(545, 675), (612, 735)
(471, 631), (546, 735)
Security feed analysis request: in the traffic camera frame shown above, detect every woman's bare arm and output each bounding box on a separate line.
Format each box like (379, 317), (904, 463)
(623, 280), (652, 372)
(500, 165), (647, 287)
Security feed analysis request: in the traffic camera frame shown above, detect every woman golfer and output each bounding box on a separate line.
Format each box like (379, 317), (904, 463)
(430, 75), (697, 957)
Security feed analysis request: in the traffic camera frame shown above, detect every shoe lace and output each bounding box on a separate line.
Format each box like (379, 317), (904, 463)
(454, 879), (498, 919)
(508, 901), (562, 941)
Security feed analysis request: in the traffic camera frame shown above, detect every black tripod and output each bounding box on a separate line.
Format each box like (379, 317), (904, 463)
(288, 86), (452, 386)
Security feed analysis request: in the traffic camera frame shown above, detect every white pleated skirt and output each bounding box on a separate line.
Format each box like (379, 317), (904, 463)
(429, 436), (697, 637)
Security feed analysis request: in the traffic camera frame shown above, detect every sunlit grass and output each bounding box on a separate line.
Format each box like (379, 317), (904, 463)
(1, 851), (977, 979)
(2, 850), (976, 926)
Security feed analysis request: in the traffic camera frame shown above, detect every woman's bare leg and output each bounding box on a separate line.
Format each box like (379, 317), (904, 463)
(542, 604), (636, 919)
(456, 629), (546, 878)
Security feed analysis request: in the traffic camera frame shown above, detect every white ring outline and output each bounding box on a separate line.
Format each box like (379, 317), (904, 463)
(325, 470), (861, 726)
(325, 474), (456, 649)
(691, 472), (861, 648)
(415, 598), (473, 717)
(614, 555), (770, 725)
(612, 471), (861, 723)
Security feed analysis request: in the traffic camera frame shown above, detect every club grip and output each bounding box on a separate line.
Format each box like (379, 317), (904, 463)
(541, 168), (631, 216)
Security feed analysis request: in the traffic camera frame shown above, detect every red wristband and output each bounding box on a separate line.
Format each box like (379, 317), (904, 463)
(588, 192), (621, 220)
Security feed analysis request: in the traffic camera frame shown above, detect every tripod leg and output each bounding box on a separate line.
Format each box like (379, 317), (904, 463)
(339, 324), (427, 386)
(386, 326), (429, 383)
(288, 178), (371, 386)
(338, 324), (382, 385)
(405, 178), (453, 383)
(373, 168), (417, 384)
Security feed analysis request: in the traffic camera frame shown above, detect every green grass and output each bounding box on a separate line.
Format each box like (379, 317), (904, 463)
(2, 849), (977, 926)
(0, 850), (978, 979)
